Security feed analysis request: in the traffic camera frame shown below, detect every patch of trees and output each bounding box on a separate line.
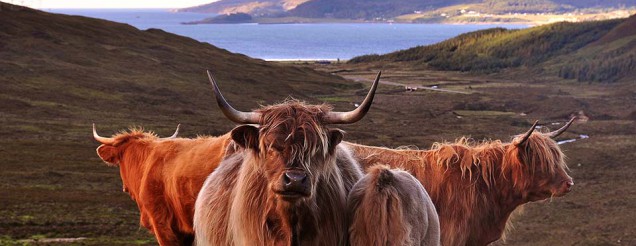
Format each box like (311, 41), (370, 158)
(559, 52), (635, 82)
(350, 19), (624, 75)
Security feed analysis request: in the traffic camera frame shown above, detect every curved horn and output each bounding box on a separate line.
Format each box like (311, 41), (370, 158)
(323, 71), (381, 124)
(93, 123), (115, 145)
(548, 117), (575, 138)
(161, 124), (180, 139)
(515, 120), (539, 147)
(207, 71), (260, 124)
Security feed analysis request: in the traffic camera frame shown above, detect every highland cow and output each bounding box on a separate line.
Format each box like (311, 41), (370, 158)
(344, 119), (575, 245)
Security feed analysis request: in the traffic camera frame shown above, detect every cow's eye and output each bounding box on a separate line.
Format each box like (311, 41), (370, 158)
(271, 142), (285, 152)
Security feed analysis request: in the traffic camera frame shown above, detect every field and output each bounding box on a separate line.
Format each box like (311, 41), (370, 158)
(2, 59), (634, 245)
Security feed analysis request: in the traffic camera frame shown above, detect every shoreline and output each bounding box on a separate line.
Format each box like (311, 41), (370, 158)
(187, 17), (538, 26)
(266, 58), (345, 63)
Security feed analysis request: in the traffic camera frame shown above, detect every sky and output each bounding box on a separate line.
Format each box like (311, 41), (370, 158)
(5, 0), (216, 9)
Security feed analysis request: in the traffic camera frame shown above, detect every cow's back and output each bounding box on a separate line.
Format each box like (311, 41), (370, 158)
(347, 165), (440, 246)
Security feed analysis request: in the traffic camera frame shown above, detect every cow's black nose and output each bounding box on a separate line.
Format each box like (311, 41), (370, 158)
(284, 170), (307, 187)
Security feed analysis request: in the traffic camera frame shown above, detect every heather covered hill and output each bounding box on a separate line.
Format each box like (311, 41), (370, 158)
(350, 16), (636, 82)
(0, 2), (354, 133)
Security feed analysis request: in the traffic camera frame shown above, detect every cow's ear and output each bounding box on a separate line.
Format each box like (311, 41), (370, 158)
(328, 129), (345, 154)
(231, 125), (260, 151)
(96, 145), (120, 166)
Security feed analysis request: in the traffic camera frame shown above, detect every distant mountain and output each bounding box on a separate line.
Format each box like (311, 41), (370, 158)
(180, 0), (636, 19)
(178, 0), (310, 16)
(289, 0), (475, 19)
(350, 15), (636, 82)
(183, 13), (255, 24)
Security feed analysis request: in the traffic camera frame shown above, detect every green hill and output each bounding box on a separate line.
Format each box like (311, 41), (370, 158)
(0, 2), (358, 243)
(350, 16), (636, 82)
(554, 15), (636, 82)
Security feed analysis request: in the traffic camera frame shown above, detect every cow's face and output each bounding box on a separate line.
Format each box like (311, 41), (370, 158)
(231, 112), (344, 203)
(512, 133), (573, 202)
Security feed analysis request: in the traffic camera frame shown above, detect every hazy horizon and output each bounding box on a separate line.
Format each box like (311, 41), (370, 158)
(3, 0), (216, 9)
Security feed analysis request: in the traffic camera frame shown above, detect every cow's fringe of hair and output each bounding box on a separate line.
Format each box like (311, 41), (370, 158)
(428, 132), (566, 190)
(256, 100), (332, 173)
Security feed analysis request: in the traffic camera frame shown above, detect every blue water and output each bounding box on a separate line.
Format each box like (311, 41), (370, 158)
(48, 9), (529, 60)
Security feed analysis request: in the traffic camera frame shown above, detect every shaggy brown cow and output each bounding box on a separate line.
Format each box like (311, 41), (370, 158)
(344, 119), (575, 246)
(193, 71), (379, 245)
(93, 124), (234, 245)
(347, 164), (440, 246)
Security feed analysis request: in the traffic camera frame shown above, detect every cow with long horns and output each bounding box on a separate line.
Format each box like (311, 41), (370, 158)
(343, 119), (576, 246)
(93, 124), (234, 245)
(194, 71), (381, 245)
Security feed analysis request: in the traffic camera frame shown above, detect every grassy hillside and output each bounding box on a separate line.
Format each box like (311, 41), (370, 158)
(0, 3), (357, 133)
(553, 14), (636, 82)
(0, 3), (361, 244)
(350, 16), (635, 82)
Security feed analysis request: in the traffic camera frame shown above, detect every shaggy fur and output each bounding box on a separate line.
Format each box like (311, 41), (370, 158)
(344, 130), (573, 246)
(347, 165), (440, 246)
(194, 101), (363, 246)
(94, 128), (234, 245)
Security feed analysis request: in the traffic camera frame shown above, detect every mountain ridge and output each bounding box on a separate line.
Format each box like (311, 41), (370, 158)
(179, 0), (636, 20)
